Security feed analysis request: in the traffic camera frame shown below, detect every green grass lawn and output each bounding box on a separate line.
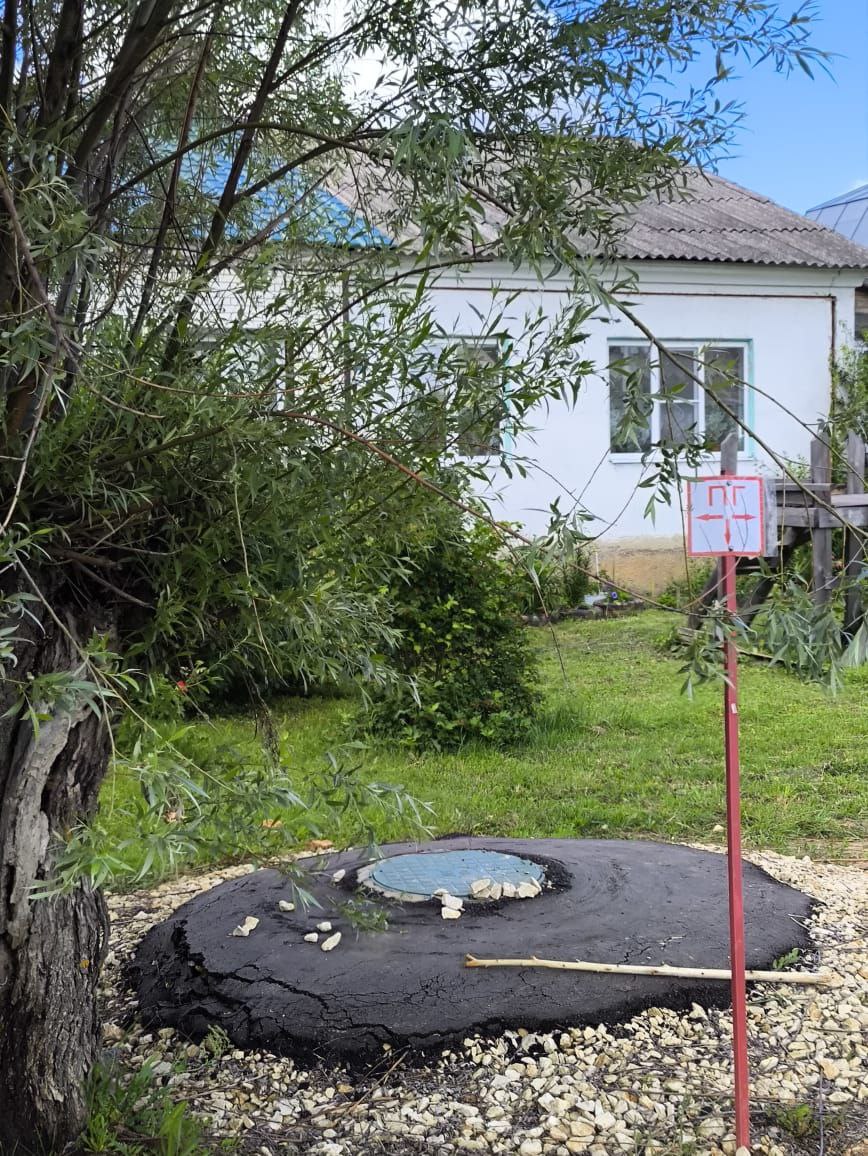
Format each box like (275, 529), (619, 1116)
(101, 612), (868, 880)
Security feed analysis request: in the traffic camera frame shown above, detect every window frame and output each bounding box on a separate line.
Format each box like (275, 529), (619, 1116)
(607, 339), (752, 462)
(425, 333), (513, 460)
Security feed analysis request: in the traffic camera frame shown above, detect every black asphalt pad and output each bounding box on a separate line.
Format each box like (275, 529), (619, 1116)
(131, 838), (814, 1063)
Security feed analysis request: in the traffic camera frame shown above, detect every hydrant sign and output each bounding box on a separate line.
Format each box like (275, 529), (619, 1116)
(687, 476), (765, 558)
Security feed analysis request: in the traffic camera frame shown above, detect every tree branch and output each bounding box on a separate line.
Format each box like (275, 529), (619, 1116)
(130, 8), (217, 343)
(0, 0), (16, 125)
(37, 0), (81, 136)
(161, 0), (308, 369)
(71, 0), (176, 179)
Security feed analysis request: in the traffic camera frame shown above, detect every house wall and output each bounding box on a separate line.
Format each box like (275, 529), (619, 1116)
(421, 260), (862, 593)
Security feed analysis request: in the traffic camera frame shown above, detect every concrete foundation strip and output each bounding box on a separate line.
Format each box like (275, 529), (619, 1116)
(464, 955), (832, 986)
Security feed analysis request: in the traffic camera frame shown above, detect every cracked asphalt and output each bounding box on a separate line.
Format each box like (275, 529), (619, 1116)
(132, 837), (813, 1061)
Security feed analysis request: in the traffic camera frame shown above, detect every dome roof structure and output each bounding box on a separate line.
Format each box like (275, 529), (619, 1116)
(806, 185), (868, 248)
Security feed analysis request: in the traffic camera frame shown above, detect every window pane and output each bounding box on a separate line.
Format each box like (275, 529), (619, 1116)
(453, 341), (505, 457)
(660, 399), (699, 444)
(609, 344), (651, 452)
(704, 346), (745, 451)
(456, 402), (504, 456)
(659, 350), (699, 445)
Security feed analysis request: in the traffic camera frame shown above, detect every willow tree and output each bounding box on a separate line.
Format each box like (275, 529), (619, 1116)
(0, 0), (819, 1147)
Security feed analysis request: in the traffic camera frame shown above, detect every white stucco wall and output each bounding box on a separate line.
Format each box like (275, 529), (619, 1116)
(421, 261), (861, 552)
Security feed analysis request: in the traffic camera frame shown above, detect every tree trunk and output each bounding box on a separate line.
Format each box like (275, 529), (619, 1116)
(0, 574), (114, 1153)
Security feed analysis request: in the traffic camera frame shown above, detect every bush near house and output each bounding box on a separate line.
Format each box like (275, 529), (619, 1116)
(364, 509), (540, 749)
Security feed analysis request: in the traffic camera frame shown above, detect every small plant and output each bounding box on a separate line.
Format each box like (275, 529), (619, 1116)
(771, 947), (802, 971)
(766, 1101), (822, 1139)
(510, 539), (595, 615)
(82, 1059), (206, 1155)
(202, 1024), (232, 1061)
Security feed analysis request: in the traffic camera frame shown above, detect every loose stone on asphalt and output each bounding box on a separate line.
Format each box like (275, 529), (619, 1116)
(108, 845), (868, 1154)
(133, 837), (813, 1061)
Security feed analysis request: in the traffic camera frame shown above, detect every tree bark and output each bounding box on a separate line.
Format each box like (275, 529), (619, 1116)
(0, 573), (114, 1152)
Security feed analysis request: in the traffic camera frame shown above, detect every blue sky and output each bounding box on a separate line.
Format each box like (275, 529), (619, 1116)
(707, 1), (868, 213)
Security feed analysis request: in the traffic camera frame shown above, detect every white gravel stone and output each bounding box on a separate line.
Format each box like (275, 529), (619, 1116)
(231, 915), (259, 936)
(103, 848), (868, 1156)
(303, 932), (319, 943)
(277, 900), (295, 912)
(440, 894), (464, 911)
(441, 907), (462, 920)
(316, 921), (333, 932)
(321, 932), (341, 952)
(331, 869), (346, 883)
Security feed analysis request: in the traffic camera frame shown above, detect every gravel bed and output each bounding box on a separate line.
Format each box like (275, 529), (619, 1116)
(103, 848), (868, 1155)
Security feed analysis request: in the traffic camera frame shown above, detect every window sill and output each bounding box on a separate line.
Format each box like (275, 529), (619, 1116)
(609, 450), (753, 465)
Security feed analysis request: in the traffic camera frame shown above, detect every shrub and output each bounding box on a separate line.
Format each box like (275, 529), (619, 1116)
(512, 541), (594, 614)
(657, 561), (716, 609)
(365, 510), (539, 748)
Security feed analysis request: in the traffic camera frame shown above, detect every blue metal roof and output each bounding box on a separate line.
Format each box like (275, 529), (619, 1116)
(184, 152), (390, 248)
(806, 185), (868, 248)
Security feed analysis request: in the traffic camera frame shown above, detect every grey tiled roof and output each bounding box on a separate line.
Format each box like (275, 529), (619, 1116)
(328, 165), (868, 270)
(608, 171), (868, 268)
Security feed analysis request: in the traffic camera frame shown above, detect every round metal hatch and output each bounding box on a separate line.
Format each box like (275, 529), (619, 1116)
(358, 848), (544, 901)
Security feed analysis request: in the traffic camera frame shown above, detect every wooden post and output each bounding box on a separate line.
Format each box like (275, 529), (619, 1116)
(843, 432), (866, 638)
(810, 438), (833, 607)
(720, 430), (739, 480)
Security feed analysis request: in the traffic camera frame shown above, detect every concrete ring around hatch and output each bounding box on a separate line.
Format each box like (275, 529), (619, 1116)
(132, 837), (813, 1063)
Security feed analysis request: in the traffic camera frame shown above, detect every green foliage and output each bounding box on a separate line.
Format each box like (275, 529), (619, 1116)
(764, 1101), (829, 1140)
(101, 614), (868, 879)
(675, 576), (847, 696)
(47, 718), (432, 893)
(771, 947), (803, 970)
(0, 0), (841, 1146)
(364, 509), (540, 749)
(510, 539), (594, 615)
(831, 345), (868, 451)
(82, 1060), (206, 1155)
(657, 562), (716, 610)
(201, 1026), (232, 1062)
(751, 579), (845, 689)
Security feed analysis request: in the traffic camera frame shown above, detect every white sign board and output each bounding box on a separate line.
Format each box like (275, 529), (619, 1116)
(687, 476), (766, 558)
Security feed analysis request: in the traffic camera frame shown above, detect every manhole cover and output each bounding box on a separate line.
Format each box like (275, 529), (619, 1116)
(359, 849), (544, 901)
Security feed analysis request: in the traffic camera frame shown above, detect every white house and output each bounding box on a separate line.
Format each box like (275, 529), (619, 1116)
(403, 172), (868, 591)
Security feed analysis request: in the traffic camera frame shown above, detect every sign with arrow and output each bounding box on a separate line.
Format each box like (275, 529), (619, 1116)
(687, 476), (765, 558)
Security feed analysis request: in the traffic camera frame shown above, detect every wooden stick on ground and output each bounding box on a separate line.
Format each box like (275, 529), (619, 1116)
(464, 955), (831, 987)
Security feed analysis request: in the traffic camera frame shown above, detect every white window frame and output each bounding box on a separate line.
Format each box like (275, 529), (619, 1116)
(608, 339), (751, 462)
(426, 334), (512, 459)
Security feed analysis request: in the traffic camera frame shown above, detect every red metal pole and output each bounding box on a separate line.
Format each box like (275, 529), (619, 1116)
(723, 548), (751, 1152)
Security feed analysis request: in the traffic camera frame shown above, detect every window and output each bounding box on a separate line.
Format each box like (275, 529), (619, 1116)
(453, 340), (507, 457)
(418, 337), (508, 458)
(609, 342), (746, 454)
(195, 327), (289, 406)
